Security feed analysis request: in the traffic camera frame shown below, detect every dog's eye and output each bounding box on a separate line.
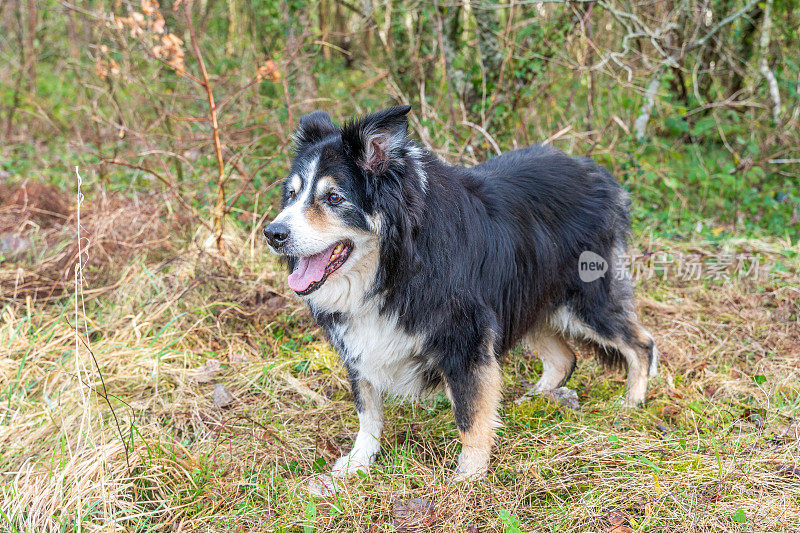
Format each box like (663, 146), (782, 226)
(328, 192), (344, 205)
(287, 189), (296, 199)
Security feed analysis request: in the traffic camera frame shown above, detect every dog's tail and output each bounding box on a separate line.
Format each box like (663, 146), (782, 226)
(590, 342), (627, 370)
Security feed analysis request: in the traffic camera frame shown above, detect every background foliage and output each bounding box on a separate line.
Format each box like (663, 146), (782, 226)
(1, 0), (799, 241)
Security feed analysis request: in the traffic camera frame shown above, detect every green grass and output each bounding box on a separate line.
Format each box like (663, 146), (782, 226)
(1, 218), (798, 531)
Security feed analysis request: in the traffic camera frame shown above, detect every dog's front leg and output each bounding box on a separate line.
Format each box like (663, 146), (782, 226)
(442, 354), (503, 481)
(332, 377), (383, 477)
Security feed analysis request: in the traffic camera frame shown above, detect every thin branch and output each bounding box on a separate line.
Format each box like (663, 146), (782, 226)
(461, 121), (501, 155)
(432, 0), (459, 136)
(692, 0), (760, 51)
(102, 158), (212, 232)
(226, 147), (287, 209)
(214, 75), (261, 115)
(184, 1), (227, 254)
(166, 113), (209, 122)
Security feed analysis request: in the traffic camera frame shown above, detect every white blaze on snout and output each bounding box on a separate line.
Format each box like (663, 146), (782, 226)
(270, 156), (329, 255)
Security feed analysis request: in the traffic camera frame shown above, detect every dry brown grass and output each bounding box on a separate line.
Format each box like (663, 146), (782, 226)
(0, 181), (188, 301)
(0, 189), (798, 532)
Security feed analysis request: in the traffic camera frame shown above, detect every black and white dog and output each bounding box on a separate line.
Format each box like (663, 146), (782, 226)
(264, 106), (657, 481)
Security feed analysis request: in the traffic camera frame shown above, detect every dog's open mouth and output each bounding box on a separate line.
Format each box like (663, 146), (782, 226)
(287, 241), (353, 295)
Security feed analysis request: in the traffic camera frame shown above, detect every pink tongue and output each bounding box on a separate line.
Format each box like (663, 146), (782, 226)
(287, 244), (336, 293)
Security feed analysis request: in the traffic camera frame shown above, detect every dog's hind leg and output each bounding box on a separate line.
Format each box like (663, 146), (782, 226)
(552, 305), (656, 407)
(523, 329), (577, 393)
(596, 323), (656, 407)
(553, 243), (659, 406)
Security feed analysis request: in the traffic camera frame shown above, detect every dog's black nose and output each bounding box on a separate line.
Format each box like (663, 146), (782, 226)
(264, 222), (289, 248)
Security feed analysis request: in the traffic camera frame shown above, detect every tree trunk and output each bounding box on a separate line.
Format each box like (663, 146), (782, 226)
(758, 0), (781, 121)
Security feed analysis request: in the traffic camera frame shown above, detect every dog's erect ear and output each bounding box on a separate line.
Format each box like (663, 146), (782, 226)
(294, 111), (338, 146)
(342, 105), (412, 174)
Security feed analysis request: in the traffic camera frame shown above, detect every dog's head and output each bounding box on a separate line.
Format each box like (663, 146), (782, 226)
(264, 105), (425, 304)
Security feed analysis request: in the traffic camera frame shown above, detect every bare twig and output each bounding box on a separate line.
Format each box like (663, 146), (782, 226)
(692, 0), (761, 50)
(184, 1), (228, 255)
(73, 167), (130, 471)
(102, 158), (212, 232)
(226, 148), (287, 210)
(460, 121), (501, 155)
(432, 0), (458, 136)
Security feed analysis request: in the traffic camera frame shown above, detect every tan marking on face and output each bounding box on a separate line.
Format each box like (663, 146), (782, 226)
(302, 176), (349, 234)
(305, 201), (333, 230)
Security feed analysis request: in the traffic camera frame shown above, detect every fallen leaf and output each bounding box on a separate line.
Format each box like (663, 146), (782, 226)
(0, 233), (31, 255)
(514, 386), (579, 409)
(603, 508), (634, 533)
(307, 474), (340, 498)
(391, 496), (436, 531)
(655, 423), (671, 434)
(213, 383), (235, 408)
(549, 387), (580, 410)
(265, 296), (286, 313)
(607, 509), (628, 525)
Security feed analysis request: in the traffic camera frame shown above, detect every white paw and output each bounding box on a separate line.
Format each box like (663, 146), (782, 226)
(331, 452), (372, 477)
(307, 451), (373, 497)
(307, 474), (340, 497)
(450, 468), (485, 483)
(451, 451), (489, 482)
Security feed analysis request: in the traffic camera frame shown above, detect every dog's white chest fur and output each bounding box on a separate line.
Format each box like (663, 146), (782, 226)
(331, 303), (429, 398)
